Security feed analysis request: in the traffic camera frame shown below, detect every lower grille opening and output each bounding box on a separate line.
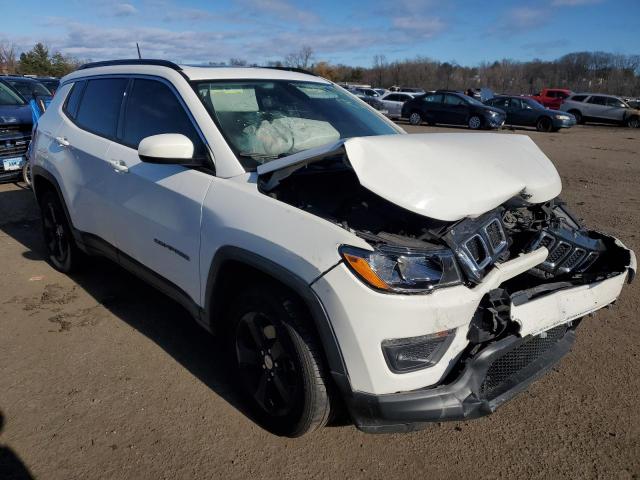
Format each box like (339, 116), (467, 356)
(479, 324), (569, 400)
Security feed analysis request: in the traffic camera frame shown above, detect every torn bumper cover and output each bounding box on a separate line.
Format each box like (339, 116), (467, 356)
(344, 236), (635, 434)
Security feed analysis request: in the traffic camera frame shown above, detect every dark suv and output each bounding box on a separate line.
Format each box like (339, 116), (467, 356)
(401, 91), (506, 129)
(0, 79), (32, 183)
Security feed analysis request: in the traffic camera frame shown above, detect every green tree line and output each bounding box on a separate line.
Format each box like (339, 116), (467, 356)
(1, 42), (81, 77)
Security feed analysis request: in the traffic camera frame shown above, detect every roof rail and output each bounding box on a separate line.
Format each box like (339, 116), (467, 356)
(78, 59), (182, 71)
(262, 66), (318, 77)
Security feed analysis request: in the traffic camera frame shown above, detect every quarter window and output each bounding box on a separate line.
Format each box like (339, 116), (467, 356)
(121, 79), (205, 156)
(75, 78), (128, 138)
(64, 80), (86, 119)
(570, 95), (587, 102)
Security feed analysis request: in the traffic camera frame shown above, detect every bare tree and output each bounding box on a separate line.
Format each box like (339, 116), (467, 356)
(284, 46), (314, 69)
(0, 42), (18, 74)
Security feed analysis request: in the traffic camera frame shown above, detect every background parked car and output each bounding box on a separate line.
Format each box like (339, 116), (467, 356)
(389, 86), (425, 94)
(379, 91), (415, 119)
(0, 79), (33, 183)
(560, 93), (640, 127)
(354, 92), (389, 116)
(36, 77), (60, 95)
(2, 76), (53, 113)
(401, 90), (506, 129)
(530, 88), (573, 110)
(485, 95), (576, 132)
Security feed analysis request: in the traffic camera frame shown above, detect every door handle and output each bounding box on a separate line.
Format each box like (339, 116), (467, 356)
(110, 159), (129, 173)
(55, 136), (70, 147)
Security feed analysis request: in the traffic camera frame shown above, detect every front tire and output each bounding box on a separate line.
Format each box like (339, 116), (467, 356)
(39, 190), (82, 273)
(569, 110), (583, 124)
(226, 285), (332, 437)
(468, 115), (482, 129)
(409, 112), (423, 125)
(22, 161), (32, 188)
(626, 116), (639, 128)
(536, 116), (553, 132)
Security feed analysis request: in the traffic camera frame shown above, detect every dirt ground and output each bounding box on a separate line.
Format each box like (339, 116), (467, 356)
(1, 124), (639, 480)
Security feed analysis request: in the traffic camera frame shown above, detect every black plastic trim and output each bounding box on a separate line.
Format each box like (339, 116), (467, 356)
(78, 59), (182, 71)
(347, 326), (577, 433)
(203, 246), (350, 386)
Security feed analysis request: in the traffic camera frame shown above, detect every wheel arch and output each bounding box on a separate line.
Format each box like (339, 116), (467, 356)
(204, 246), (351, 392)
(31, 166), (83, 246)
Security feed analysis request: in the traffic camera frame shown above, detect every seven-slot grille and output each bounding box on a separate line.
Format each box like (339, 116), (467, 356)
(530, 231), (600, 275)
(456, 215), (509, 282)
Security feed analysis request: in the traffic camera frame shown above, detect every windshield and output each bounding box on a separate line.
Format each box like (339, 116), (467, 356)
(0, 82), (26, 106)
(8, 79), (51, 97)
(522, 97), (544, 109)
(194, 80), (398, 169)
(465, 96), (485, 107)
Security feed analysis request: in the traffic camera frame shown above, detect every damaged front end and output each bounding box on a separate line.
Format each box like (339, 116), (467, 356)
(257, 134), (635, 431)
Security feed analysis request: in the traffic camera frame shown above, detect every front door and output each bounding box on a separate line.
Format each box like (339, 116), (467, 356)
(106, 77), (213, 303)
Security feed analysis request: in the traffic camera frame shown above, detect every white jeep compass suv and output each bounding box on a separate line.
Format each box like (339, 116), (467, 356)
(30, 60), (636, 437)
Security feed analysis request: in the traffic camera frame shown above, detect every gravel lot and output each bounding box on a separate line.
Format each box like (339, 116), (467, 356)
(1, 124), (638, 480)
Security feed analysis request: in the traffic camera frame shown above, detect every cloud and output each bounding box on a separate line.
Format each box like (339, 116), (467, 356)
(391, 16), (446, 38)
(551, 0), (603, 6)
(522, 39), (570, 54)
(113, 3), (137, 16)
(239, 0), (318, 23)
(506, 7), (545, 28)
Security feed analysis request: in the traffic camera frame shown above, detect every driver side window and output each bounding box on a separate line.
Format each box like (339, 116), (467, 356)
(121, 78), (206, 157)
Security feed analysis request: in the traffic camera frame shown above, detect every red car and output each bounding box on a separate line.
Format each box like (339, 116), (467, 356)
(530, 88), (573, 110)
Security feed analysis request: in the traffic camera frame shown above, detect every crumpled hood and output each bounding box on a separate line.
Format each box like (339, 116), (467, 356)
(258, 133), (562, 222)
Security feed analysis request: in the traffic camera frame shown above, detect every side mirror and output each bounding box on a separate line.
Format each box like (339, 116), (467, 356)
(138, 134), (203, 166)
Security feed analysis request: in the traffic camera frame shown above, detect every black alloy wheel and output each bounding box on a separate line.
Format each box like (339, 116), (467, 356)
(227, 285), (332, 437)
(39, 190), (82, 272)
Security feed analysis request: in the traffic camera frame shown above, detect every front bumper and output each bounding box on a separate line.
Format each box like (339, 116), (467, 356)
(347, 321), (577, 433)
(314, 238), (634, 395)
(552, 117), (576, 129)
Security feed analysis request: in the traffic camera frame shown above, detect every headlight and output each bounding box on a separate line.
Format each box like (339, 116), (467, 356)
(555, 114), (570, 120)
(489, 111), (499, 116)
(339, 245), (462, 293)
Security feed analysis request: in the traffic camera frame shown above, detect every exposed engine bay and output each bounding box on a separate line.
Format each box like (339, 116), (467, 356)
(261, 159), (633, 293)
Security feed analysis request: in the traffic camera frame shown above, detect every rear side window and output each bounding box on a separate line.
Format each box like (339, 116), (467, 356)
(587, 96), (607, 105)
(64, 81), (86, 119)
(546, 91), (557, 98)
(121, 79), (205, 155)
(423, 93), (443, 103)
(570, 95), (587, 102)
(75, 78), (128, 138)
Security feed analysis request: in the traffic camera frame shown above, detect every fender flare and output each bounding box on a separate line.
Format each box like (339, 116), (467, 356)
(204, 246), (351, 391)
(31, 165), (84, 247)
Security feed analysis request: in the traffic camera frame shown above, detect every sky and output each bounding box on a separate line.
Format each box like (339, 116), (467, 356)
(1, 0), (639, 67)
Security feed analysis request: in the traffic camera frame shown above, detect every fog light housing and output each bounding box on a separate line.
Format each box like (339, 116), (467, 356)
(382, 329), (455, 373)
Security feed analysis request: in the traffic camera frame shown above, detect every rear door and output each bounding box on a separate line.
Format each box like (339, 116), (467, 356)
(51, 77), (128, 248)
(585, 95), (608, 121)
(106, 77), (213, 303)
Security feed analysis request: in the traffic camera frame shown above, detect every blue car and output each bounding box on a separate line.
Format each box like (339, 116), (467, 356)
(0, 79), (34, 183)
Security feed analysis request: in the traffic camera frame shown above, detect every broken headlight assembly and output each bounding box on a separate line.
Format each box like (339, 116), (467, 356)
(339, 245), (462, 293)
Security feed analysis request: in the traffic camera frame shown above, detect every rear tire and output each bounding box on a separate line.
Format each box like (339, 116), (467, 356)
(39, 190), (83, 273)
(569, 110), (583, 124)
(536, 116), (553, 132)
(409, 112), (423, 125)
(226, 284), (332, 437)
